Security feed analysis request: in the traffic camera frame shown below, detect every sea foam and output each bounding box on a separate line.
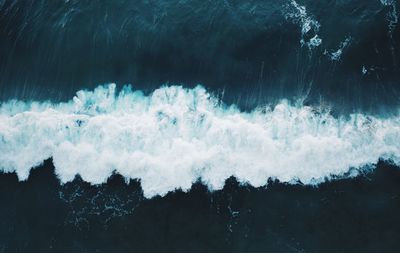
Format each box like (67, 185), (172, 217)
(1, 84), (399, 198)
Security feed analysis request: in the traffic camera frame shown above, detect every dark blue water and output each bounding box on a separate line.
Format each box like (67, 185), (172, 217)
(0, 0), (400, 252)
(1, 161), (400, 252)
(0, 0), (399, 113)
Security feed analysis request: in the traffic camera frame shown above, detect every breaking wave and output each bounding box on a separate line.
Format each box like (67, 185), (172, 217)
(1, 84), (400, 198)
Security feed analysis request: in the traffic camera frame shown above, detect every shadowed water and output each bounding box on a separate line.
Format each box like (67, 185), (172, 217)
(0, 160), (399, 252)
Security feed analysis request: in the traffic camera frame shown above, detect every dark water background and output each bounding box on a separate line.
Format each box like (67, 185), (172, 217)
(1, 161), (400, 253)
(0, 0), (399, 113)
(1, 0), (400, 252)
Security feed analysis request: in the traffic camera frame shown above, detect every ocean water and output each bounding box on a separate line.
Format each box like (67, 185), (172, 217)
(0, 0), (399, 252)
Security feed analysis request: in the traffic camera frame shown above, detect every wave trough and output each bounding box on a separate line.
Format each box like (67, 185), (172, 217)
(1, 84), (399, 198)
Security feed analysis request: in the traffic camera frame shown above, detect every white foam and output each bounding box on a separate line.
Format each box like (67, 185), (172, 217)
(284, 0), (322, 49)
(380, 0), (398, 36)
(1, 84), (400, 198)
(324, 36), (352, 61)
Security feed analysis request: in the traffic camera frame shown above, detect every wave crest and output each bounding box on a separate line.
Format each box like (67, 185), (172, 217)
(1, 84), (399, 197)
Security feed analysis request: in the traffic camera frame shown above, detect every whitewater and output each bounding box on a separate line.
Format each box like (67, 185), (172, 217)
(0, 84), (399, 198)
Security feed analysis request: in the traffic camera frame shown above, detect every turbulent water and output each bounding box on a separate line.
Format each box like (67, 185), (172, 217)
(1, 84), (400, 198)
(0, 0), (400, 252)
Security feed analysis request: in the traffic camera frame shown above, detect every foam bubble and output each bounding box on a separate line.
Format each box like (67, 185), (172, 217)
(324, 36), (352, 61)
(1, 84), (400, 198)
(284, 0), (322, 49)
